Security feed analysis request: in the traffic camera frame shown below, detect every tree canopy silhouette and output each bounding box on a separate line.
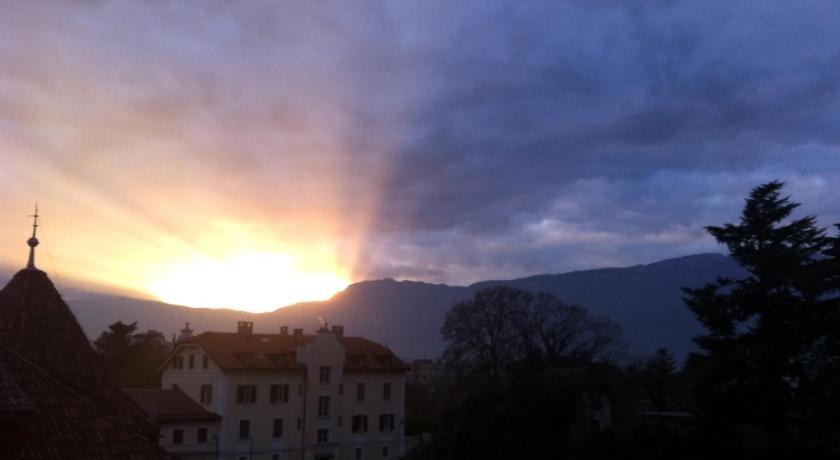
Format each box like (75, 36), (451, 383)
(442, 286), (622, 385)
(94, 321), (170, 388)
(684, 181), (840, 449)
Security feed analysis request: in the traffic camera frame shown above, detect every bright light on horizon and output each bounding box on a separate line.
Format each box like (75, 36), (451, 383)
(148, 252), (350, 313)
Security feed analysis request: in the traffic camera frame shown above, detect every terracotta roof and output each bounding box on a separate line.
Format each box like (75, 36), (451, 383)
(0, 346), (172, 459)
(173, 331), (410, 372)
(125, 388), (221, 423)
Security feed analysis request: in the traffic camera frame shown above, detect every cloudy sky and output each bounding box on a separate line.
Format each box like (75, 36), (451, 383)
(1, 1), (838, 308)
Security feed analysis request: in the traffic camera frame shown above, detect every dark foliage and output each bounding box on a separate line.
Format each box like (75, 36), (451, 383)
(94, 321), (170, 388)
(684, 181), (840, 451)
(439, 368), (589, 459)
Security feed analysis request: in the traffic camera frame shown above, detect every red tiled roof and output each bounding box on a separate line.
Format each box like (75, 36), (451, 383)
(172, 331), (410, 372)
(0, 346), (172, 459)
(125, 388), (221, 423)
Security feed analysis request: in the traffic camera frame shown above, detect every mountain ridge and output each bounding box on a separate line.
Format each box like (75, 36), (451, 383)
(0, 253), (745, 362)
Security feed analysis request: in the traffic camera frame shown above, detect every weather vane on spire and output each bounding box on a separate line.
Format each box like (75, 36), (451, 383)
(26, 203), (39, 270)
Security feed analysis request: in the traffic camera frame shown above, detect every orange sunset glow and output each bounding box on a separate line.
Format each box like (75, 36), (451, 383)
(0, 3), (397, 312)
(149, 253), (350, 312)
(0, 116), (384, 311)
(0, 145), (372, 312)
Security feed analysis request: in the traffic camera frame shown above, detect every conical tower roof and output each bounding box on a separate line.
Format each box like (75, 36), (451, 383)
(0, 268), (108, 392)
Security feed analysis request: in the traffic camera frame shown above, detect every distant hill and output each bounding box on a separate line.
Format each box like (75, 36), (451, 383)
(7, 253), (745, 362)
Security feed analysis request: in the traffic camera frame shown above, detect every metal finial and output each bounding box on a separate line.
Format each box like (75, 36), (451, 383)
(26, 203), (39, 270)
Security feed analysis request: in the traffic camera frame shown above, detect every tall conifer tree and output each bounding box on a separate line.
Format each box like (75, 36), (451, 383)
(685, 181), (840, 446)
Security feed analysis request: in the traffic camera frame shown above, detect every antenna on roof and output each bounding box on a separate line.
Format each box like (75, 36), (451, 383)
(26, 203), (39, 270)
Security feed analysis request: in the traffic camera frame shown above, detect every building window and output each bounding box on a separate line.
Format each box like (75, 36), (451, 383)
(339, 383), (344, 395)
(318, 395), (330, 417)
(382, 445), (389, 459)
(383, 382), (391, 401)
(297, 418), (302, 430)
(189, 354), (195, 369)
(272, 455), (280, 460)
(236, 384), (257, 404)
(197, 427), (208, 443)
(316, 428), (329, 444)
(200, 384), (213, 404)
(352, 415), (368, 433)
(235, 353), (256, 368)
(319, 366), (331, 384)
(298, 383), (303, 395)
(239, 420), (250, 440)
(269, 353), (288, 367)
(202, 355), (209, 369)
(174, 355), (184, 369)
(273, 418), (283, 438)
(356, 382), (365, 401)
(379, 414), (395, 432)
(270, 384), (289, 403)
(355, 447), (363, 460)
(338, 416), (343, 427)
(172, 428), (184, 444)
(171, 355), (178, 369)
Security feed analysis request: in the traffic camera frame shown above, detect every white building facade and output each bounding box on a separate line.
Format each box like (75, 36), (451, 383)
(161, 322), (409, 460)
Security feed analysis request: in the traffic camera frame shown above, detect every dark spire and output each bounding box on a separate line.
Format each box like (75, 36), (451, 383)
(26, 204), (39, 271)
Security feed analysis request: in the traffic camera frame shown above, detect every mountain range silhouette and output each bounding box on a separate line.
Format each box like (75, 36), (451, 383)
(7, 253), (745, 362)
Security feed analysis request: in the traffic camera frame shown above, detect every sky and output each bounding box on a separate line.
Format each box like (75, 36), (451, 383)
(1, 1), (839, 310)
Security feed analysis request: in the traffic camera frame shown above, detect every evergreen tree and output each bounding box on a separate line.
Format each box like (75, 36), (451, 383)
(684, 181), (840, 448)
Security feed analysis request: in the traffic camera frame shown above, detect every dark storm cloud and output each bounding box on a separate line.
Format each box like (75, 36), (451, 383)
(362, 1), (840, 280)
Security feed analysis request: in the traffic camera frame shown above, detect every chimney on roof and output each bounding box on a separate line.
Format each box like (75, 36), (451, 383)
(293, 328), (303, 336)
(237, 321), (254, 336)
(280, 326), (289, 335)
(331, 325), (344, 338)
